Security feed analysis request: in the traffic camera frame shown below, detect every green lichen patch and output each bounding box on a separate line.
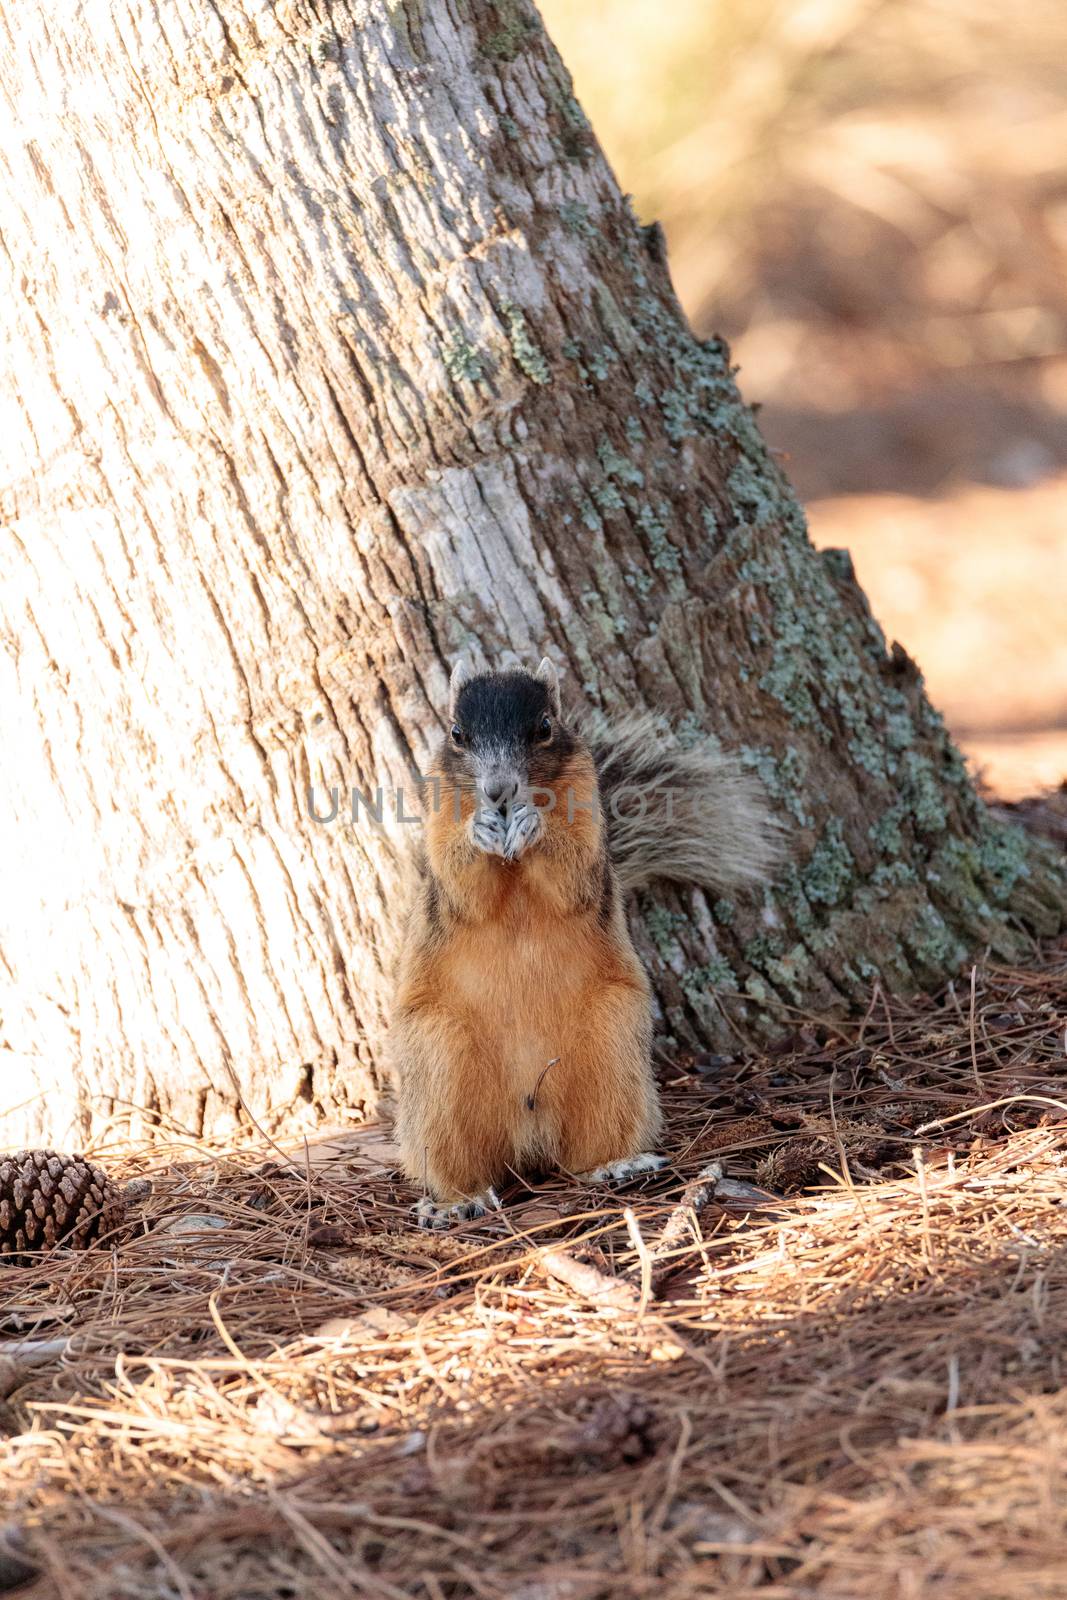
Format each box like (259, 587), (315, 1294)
(764, 944), (815, 1005)
(819, 546), (855, 583)
(385, 0), (428, 62)
(976, 815), (1031, 903)
(597, 436), (645, 488)
(904, 904), (967, 978)
(547, 83), (594, 162)
(757, 650), (820, 729)
(919, 835), (1025, 960)
(623, 565), (653, 598)
(499, 298), (551, 385)
(740, 744), (810, 827)
(590, 477), (626, 517)
(584, 344), (617, 382)
(869, 803), (907, 858)
(901, 750), (948, 834)
(727, 459), (791, 532)
(636, 500), (681, 575)
(561, 319), (622, 384)
(778, 866), (816, 936)
(568, 483), (603, 533)
(645, 904), (685, 964)
(871, 860), (918, 891)
(883, 706), (914, 753)
(801, 818), (855, 908)
(481, 1), (541, 60)
(443, 336), (485, 384)
(559, 200), (596, 239)
(681, 955), (738, 1003)
(744, 932), (784, 967)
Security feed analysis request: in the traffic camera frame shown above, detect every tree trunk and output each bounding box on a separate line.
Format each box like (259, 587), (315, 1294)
(0, 0), (1060, 1148)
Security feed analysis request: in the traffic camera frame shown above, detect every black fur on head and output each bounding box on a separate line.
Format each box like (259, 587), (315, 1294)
(438, 663), (579, 793)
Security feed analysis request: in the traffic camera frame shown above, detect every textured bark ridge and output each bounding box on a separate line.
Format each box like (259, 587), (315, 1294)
(0, 1), (1061, 1145)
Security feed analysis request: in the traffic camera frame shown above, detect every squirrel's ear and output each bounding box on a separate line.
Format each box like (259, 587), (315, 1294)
(448, 658), (471, 721)
(535, 656), (561, 717)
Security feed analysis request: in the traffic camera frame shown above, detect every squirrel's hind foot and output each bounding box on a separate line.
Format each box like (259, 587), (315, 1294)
(414, 1188), (502, 1229)
(580, 1152), (666, 1186)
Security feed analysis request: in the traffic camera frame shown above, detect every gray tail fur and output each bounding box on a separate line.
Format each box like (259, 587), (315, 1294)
(579, 711), (788, 895)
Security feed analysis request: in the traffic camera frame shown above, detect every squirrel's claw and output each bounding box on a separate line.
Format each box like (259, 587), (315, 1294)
(579, 1152), (667, 1186)
(470, 801), (541, 862)
(414, 1188), (501, 1229)
(469, 806), (507, 857)
(503, 802), (542, 861)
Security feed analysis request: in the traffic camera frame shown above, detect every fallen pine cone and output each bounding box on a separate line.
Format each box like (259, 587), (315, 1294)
(0, 1150), (143, 1262)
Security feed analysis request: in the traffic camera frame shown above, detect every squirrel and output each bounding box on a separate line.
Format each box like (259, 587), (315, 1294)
(390, 658), (784, 1228)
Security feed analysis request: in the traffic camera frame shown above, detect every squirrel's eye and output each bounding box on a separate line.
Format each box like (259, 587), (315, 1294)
(450, 724), (464, 746)
(538, 715), (552, 742)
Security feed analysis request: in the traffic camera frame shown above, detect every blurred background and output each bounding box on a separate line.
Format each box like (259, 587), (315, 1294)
(542, 0), (1067, 799)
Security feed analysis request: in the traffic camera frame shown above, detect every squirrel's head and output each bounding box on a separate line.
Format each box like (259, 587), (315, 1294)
(440, 658), (578, 807)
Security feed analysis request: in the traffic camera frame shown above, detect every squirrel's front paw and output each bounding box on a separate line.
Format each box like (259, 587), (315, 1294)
(503, 802), (542, 861)
(579, 1153), (667, 1186)
(414, 1189), (501, 1229)
(469, 805), (507, 857)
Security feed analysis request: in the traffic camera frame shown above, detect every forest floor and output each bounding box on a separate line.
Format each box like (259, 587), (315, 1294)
(3, 932), (1067, 1597)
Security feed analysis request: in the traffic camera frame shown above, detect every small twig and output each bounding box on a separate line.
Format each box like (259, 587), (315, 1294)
(650, 1162), (724, 1265)
(828, 1067), (854, 1192)
(968, 964), (983, 1097)
(879, 981), (897, 1051)
(914, 1145), (936, 1270)
(946, 1353), (960, 1417)
(623, 1207), (652, 1319)
(0, 1337), (72, 1398)
(914, 1094), (1067, 1136)
(645, 1163), (719, 1300)
(537, 1248), (641, 1311)
(857, 984), (880, 1048)
(0, 1337), (71, 1363)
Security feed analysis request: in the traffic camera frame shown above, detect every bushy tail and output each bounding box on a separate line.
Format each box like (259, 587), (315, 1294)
(578, 711), (788, 895)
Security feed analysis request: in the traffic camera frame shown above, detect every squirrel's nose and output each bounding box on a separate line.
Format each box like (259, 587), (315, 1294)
(482, 775), (519, 810)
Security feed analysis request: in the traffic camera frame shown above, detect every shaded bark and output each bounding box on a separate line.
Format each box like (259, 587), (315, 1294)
(0, 0), (1060, 1146)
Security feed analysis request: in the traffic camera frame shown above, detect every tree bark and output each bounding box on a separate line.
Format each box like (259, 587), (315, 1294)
(0, 0), (1060, 1148)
